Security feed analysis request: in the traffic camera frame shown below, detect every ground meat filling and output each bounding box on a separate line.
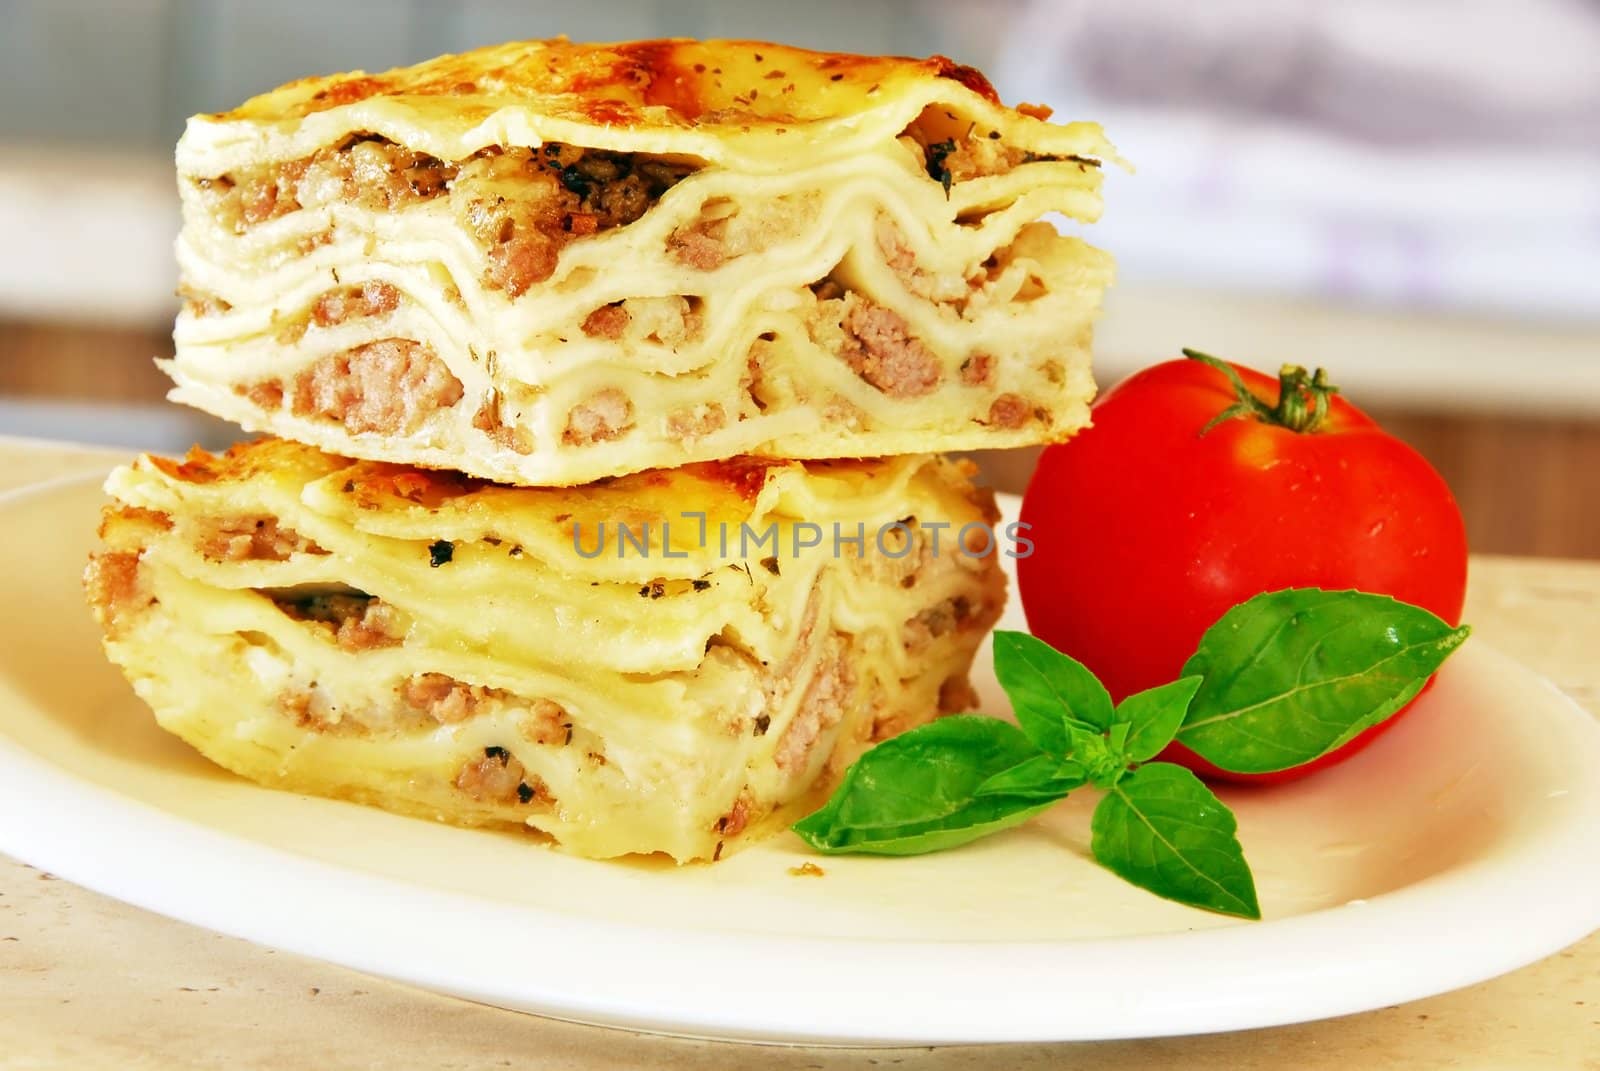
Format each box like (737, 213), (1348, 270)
(455, 747), (549, 806)
(312, 281), (400, 327)
(178, 285), (232, 319)
(199, 135), (696, 296)
(839, 301), (943, 398)
(666, 214), (728, 270)
(472, 391), (536, 455)
(197, 516), (325, 562)
(277, 281), (403, 344)
(399, 673), (505, 725)
(666, 194), (811, 272)
(984, 392), (1047, 430)
(290, 338), (464, 436)
(520, 698), (573, 746)
(900, 109), (1096, 192)
(875, 218), (975, 306)
(240, 380), (285, 409)
(667, 402), (727, 441)
(581, 295), (704, 348)
(271, 590), (403, 652)
(960, 353), (995, 386)
(773, 634), (854, 772)
(472, 395), (535, 454)
(562, 388), (634, 446)
(904, 595), (977, 652)
(457, 146), (694, 296)
(84, 550), (155, 638)
(581, 303), (630, 339)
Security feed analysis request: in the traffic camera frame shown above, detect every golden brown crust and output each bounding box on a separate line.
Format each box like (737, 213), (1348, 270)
(209, 39), (999, 130)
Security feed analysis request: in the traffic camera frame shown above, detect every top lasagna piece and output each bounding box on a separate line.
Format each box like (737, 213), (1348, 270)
(170, 38), (1119, 486)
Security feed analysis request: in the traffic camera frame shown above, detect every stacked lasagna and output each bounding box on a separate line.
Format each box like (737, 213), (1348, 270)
(86, 39), (1116, 861)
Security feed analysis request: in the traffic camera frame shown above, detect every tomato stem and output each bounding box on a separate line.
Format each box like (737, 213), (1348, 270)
(1184, 349), (1340, 434)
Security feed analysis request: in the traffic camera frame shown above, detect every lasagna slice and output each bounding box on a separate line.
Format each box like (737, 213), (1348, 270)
(169, 38), (1118, 486)
(85, 438), (1005, 862)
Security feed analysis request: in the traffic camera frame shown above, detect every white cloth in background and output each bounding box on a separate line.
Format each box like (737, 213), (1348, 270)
(987, 0), (1600, 320)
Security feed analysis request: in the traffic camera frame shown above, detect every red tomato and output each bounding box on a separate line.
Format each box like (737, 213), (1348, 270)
(1017, 353), (1468, 784)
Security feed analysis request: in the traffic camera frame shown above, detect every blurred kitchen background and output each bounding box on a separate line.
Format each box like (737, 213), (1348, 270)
(2, 0), (1597, 554)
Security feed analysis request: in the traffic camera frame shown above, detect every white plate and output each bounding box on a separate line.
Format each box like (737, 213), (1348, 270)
(1, 474), (1598, 1045)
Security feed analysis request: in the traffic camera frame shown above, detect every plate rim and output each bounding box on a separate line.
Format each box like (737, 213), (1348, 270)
(2, 472), (1598, 1045)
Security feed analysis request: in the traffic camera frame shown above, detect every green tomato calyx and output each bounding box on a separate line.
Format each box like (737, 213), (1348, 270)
(1184, 348), (1340, 435)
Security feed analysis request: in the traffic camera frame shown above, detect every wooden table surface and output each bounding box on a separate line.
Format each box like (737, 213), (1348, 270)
(1, 435), (1596, 1070)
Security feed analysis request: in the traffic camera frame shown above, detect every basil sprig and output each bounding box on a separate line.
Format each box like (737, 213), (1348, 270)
(792, 588), (1470, 919)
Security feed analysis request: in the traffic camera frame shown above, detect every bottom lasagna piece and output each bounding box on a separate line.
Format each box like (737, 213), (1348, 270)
(85, 438), (1006, 862)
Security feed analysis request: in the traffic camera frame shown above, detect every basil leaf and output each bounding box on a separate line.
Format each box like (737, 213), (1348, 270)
(792, 716), (1059, 856)
(1115, 676), (1203, 763)
(1178, 589), (1470, 774)
(973, 754), (1087, 801)
(1062, 723), (1128, 789)
(1106, 721), (1132, 754)
(1091, 762), (1260, 920)
(993, 630), (1116, 753)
